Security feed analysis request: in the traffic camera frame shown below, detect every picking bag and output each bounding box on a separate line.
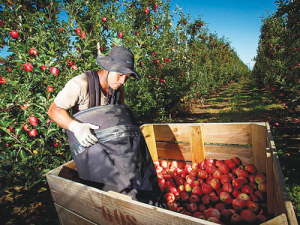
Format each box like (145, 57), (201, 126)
(66, 104), (164, 206)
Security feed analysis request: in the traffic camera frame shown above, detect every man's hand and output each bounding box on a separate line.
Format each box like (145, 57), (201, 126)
(68, 121), (99, 147)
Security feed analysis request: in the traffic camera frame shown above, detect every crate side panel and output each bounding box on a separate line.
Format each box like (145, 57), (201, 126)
(153, 124), (191, 142)
(252, 124), (267, 173)
(266, 123), (298, 225)
(202, 123), (252, 145)
(189, 125), (205, 163)
(261, 213), (288, 225)
(204, 145), (253, 165)
(48, 174), (215, 225)
(157, 142), (191, 161)
(55, 203), (97, 225)
(141, 124), (158, 161)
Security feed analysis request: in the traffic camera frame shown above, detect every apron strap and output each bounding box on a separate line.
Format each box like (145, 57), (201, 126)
(86, 71), (101, 108)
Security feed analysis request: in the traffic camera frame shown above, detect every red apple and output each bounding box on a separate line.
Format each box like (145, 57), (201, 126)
(222, 182), (233, 193)
(257, 214), (267, 223)
(192, 211), (203, 218)
(23, 124), (29, 132)
(29, 116), (38, 126)
(29, 48), (38, 56)
(204, 208), (221, 220)
(258, 182), (267, 192)
(186, 174), (196, 184)
(198, 204), (206, 212)
(215, 203), (226, 212)
(232, 198), (246, 212)
(187, 203), (198, 212)
(164, 192), (175, 203)
(246, 200), (260, 212)
(238, 193), (250, 201)
(213, 170), (224, 179)
(189, 194), (200, 203)
(219, 191), (231, 202)
(207, 217), (221, 223)
(102, 16), (107, 22)
(180, 191), (190, 202)
(28, 129), (38, 137)
(241, 184), (254, 194)
(220, 209), (233, 222)
(232, 178), (246, 189)
(201, 194), (210, 205)
(244, 164), (257, 174)
(118, 32), (123, 38)
(254, 190), (264, 201)
(231, 157), (242, 166)
(201, 183), (213, 195)
(237, 169), (248, 177)
(240, 209), (256, 223)
(41, 65), (47, 71)
(231, 213), (242, 223)
(184, 164), (193, 174)
(198, 169), (208, 179)
(71, 65), (78, 70)
(10, 30), (18, 39)
(215, 160), (224, 168)
(50, 67), (59, 76)
(255, 172), (266, 184)
(219, 164), (230, 174)
(24, 63), (33, 72)
(206, 164), (217, 175)
(191, 162), (199, 171)
(47, 85), (54, 92)
(210, 178), (221, 190)
(167, 202), (179, 211)
(220, 174), (232, 184)
(224, 159), (236, 169)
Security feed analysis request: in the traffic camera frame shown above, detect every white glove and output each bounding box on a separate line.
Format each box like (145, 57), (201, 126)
(69, 120), (99, 147)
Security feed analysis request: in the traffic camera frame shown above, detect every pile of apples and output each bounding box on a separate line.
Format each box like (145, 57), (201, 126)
(154, 157), (269, 224)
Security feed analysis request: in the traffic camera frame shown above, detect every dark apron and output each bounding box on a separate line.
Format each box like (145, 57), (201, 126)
(67, 104), (164, 207)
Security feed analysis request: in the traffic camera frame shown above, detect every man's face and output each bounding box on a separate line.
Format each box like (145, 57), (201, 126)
(107, 72), (131, 90)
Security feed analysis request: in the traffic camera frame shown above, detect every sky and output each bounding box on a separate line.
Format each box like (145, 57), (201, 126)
(168, 0), (278, 70)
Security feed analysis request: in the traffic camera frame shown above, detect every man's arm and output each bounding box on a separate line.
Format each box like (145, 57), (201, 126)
(48, 101), (74, 130)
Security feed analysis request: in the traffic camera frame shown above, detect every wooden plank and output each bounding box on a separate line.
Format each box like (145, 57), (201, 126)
(189, 125), (205, 163)
(266, 123), (298, 225)
(251, 124), (267, 173)
(156, 143), (254, 164)
(55, 203), (97, 225)
(201, 123), (252, 145)
(157, 142), (191, 161)
(141, 124), (158, 161)
(261, 213), (288, 225)
(47, 172), (215, 225)
(204, 145), (253, 165)
(266, 150), (274, 215)
(152, 124), (191, 143)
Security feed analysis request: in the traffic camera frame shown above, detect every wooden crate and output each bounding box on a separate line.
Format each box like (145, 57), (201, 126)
(46, 122), (298, 225)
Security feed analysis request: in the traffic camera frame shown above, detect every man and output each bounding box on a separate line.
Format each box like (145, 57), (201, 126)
(48, 46), (140, 147)
(48, 46), (165, 207)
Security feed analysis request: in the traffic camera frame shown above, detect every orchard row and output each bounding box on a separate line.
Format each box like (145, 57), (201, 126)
(252, 0), (300, 114)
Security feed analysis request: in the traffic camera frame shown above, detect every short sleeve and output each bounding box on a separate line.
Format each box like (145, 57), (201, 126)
(54, 75), (85, 110)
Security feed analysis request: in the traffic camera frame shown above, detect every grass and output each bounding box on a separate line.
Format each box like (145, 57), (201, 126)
(175, 78), (300, 222)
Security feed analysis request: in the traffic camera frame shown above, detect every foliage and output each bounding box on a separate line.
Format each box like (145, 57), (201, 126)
(252, 0), (300, 114)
